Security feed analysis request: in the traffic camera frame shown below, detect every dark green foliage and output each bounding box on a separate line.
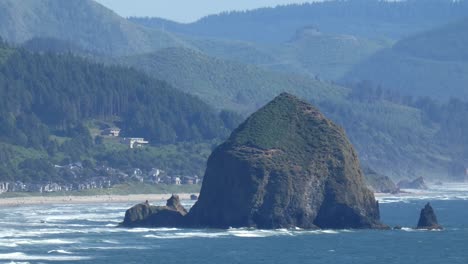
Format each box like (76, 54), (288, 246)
(18, 158), (58, 183)
(22, 37), (95, 57)
(0, 46), (236, 183)
(0, 48), (229, 147)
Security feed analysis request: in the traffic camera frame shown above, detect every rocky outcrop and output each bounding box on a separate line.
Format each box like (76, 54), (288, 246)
(121, 195), (187, 227)
(416, 203), (443, 230)
(363, 166), (399, 194)
(397, 177), (428, 190)
(122, 93), (386, 229)
(187, 93), (385, 229)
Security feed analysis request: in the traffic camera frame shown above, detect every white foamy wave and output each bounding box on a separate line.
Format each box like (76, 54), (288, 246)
(101, 239), (119, 244)
(320, 230), (339, 234)
(0, 252), (90, 261)
(14, 238), (77, 245)
(47, 249), (73, 254)
(377, 183), (468, 204)
(229, 228), (294, 238)
(144, 232), (229, 239)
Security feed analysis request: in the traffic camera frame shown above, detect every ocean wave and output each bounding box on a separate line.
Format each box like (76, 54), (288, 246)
(74, 246), (148, 251)
(12, 238), (77, 245)
(376, 183), (468, 204)
(47, 249), (73, 254)
(142, 228), (347, 239)
(144, 232), (229, 239)
(0, 252), (91, 261)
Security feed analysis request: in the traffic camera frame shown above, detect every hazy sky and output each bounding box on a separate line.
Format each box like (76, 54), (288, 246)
(94, 0), (319, 23)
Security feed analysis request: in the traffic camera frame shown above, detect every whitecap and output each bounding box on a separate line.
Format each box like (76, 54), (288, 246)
(47, 249), (73, 254)
(0, 252), (91, 261)
(320, 230), (339, 234)
(14, 239), (77, 245)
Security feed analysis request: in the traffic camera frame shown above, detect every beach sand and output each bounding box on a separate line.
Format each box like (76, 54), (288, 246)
(0, 193), (197, 207)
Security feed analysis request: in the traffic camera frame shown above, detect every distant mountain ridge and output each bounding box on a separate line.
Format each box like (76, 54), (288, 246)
(130, 0), (468, 43)
(344, 18), (468, 100)
(0, 0), (188, 56)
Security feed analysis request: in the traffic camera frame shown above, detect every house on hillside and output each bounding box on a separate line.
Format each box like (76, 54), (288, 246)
(122, 137), (149, 148)
(102, 128), (121, 137)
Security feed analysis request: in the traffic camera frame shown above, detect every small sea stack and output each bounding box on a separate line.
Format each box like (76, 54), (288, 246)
(416, 203), (443, 230)
(122, 195), (188, 227)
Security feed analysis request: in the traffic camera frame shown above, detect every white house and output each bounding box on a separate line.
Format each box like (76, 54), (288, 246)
(122, 138), (149, 148)
(102, 128), (121, 137)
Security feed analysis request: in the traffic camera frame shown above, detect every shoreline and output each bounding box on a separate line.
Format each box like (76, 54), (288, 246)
(0, 193), (197, 207)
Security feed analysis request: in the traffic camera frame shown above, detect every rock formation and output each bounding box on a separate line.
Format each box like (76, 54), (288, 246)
(363, 166), (399, 194)
(121, 195), (187, 227)
(416, 202), (443, 230)
(122, 93), (386, 229)
(397, 177), (428, 190)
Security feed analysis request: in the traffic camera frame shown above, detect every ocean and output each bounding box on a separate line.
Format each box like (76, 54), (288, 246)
(0, 183), (467, 264)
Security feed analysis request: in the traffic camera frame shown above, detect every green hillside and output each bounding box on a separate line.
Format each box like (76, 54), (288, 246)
(275, 27), (387, 80)
(117, 47), (463, 179)
(180, 28), (388, 81)
(0, 0), (188, 56)
(118, 47), (346, 114)
(344, 18), (468, 100)
(0, 46), (241, 183)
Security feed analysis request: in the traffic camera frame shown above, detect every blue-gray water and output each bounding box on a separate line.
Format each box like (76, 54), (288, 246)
(0, 184), (467, 264)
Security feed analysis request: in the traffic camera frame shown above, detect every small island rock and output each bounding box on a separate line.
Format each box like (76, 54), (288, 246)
(121, 195), (188, 227)
(416, 202), (443, 230)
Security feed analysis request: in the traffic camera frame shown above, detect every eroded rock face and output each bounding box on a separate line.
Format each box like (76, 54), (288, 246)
(397, 177), (428, 190)
(121, 195), (187, 227)
(416, 203), (443, 230)
(363, 166), (399, 194)
(188, 93), (385, 229)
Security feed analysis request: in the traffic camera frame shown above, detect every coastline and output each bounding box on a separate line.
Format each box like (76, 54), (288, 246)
(0, 193), (197, 207)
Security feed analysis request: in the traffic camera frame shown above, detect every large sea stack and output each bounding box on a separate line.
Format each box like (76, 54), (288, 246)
(416, 203), (443, 230)
(122, 93), (385, 229)
(188, 93), (383, 229)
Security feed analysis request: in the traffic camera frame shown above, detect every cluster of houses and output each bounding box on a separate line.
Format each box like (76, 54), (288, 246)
(0, 163), (201, 194)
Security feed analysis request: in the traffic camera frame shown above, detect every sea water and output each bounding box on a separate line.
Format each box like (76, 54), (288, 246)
(0, 183), (467, 264)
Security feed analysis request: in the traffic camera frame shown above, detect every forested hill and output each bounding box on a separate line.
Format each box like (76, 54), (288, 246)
(343, 18), (468, 100)
(117, 47), (346, 114)
(0, 46), (237, 148)
(130, 0), (468, 43)
(0, 0), (187, 56)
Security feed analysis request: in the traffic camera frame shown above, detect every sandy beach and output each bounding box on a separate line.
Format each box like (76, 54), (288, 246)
(0, 193), (197, 207)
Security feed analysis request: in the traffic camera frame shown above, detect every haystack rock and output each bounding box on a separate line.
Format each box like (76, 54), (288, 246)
(122, 93), (386, 229)
(416, 203), (443, 230)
